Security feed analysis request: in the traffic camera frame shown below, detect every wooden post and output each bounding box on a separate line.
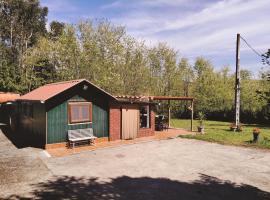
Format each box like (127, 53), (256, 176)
(191, 100), (194, 132)
(168, 100), (171, 128)
(235, 33), (241, 129)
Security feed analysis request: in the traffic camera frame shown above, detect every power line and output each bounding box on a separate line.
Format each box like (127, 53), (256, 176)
(240, 35), (263, 58)
(240, 35), (270, 66)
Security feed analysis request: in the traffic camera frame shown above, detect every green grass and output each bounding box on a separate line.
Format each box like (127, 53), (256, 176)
(171, 119), (270, 149)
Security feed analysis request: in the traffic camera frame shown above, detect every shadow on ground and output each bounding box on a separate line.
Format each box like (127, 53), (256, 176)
(0, 125), (43, 149)
(5, 174), (270, 200)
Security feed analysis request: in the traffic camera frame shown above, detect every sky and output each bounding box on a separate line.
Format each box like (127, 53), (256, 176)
(40, 0), (270, 76)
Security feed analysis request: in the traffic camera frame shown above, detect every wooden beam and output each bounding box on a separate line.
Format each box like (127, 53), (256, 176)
(191, 100), (194, 132)
(168, 100), (171, 128)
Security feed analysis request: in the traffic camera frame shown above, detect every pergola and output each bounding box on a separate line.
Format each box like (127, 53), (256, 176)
(152, 96), (194, 131)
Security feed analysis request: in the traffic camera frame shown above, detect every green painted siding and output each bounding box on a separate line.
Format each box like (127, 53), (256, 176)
(47, 95), (108, 144)
(92, 104), (108, 138)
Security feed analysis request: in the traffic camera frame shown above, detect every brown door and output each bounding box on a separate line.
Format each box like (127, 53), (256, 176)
(122, 106), (139, 139)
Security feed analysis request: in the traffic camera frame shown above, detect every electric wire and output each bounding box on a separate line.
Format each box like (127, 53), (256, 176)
(240, 35), (263, 58)
(240, 35), (270, 66)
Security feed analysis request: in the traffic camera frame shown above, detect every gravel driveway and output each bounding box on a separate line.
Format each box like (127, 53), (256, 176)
(1, 127), (270, 199)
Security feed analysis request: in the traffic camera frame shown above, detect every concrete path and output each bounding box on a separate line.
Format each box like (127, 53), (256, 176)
(1, 127), (270, 199)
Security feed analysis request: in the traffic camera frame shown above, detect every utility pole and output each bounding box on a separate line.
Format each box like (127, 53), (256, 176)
(235, 33), (241, 129)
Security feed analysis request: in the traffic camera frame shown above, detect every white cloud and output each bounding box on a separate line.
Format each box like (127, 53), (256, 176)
(42, 0), (270, 72)
(100, 1), (123, 10)
(107, 0), (269, 72)
(161, 0), (269, 32)
(102, 0), (191, 9)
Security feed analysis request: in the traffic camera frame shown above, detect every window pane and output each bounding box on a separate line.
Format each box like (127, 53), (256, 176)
(81, 105), (90, 120)
(140, 106), (149, 128)
(71, 105), (80, 121)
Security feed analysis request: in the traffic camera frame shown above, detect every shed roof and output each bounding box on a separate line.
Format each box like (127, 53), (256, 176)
(115, 95), (194, 102)
(115, 95), (150, 101)
(114, 95), (194, 104)
(151, 96), (194, 101)
(0, 92), (20, 103)
(115, 95), (156, 104)
(18, 79), (117, 102)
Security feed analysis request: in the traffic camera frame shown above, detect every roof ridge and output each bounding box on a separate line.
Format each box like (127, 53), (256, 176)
(45, 79), (86, 86)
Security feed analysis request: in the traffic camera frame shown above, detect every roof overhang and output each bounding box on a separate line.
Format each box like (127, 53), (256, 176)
(116, 99), (157, 105)
(115, 95), (156, 105)
(151, 96), (194, 101)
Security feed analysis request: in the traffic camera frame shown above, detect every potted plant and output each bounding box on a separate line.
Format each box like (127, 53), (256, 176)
(252, 128), (260, 142)
(237, 124), (243, 132)
(230, 123), (243, 132)
(230, 123), (237, 131)
(197, 112), (205, 133)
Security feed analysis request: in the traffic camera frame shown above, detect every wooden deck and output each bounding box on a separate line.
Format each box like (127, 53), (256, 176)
(46, 128), (193, 157)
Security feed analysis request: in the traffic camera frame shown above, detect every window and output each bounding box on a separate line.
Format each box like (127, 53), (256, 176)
(68, 102), (92, 124)
(140, 105), (150, 128)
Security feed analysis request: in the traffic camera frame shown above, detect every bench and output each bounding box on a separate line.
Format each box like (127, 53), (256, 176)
(68, 128), (97, 149)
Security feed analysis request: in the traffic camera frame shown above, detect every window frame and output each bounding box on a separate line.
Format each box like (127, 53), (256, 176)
(68, 102), (92, 124)
(139, 105), (150, 129)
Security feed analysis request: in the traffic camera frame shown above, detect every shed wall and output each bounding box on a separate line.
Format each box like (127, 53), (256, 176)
(47, 95), (108, 144)
(16, 101), (46, 147)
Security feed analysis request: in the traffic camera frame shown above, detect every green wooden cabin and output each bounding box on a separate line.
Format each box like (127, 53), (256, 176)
(15, 79), (117, 148)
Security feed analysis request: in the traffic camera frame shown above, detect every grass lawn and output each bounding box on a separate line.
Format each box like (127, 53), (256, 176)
(171, 119), (270, 149)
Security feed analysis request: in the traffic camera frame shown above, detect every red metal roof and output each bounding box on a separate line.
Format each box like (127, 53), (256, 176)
(18, 79), (117, 102)
(0, 92), (20, 103)
(18, 79), (83, 101)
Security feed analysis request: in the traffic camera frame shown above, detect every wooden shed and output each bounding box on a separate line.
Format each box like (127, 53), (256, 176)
(0, 92), (20, 125)
(14, 79), (156, 149)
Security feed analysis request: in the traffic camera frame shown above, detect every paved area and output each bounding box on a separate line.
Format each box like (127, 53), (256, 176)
(0, 126), (51, 198)
(47, 128), (191, 157)
(1, 127), (270, 199)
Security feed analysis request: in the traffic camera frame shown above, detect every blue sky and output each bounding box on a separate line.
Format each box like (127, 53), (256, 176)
(41, 0), (270, 76)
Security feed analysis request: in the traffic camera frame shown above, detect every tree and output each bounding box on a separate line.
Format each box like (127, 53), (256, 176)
(0, 43), (19, 91)
(148, 43), (178, 96)
(23, 36), (60, 90)
(178, 58), (194, 97)
(49, 21), (65, 40)
(262, 49), (270, 66)
(0, 0), (48, 92)
(192, 57), (219, 113)
(215, 66), (234, 115)
(78, 19), (126, 94)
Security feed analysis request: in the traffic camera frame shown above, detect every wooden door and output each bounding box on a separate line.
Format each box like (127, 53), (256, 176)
(122, 107), (139, 139)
